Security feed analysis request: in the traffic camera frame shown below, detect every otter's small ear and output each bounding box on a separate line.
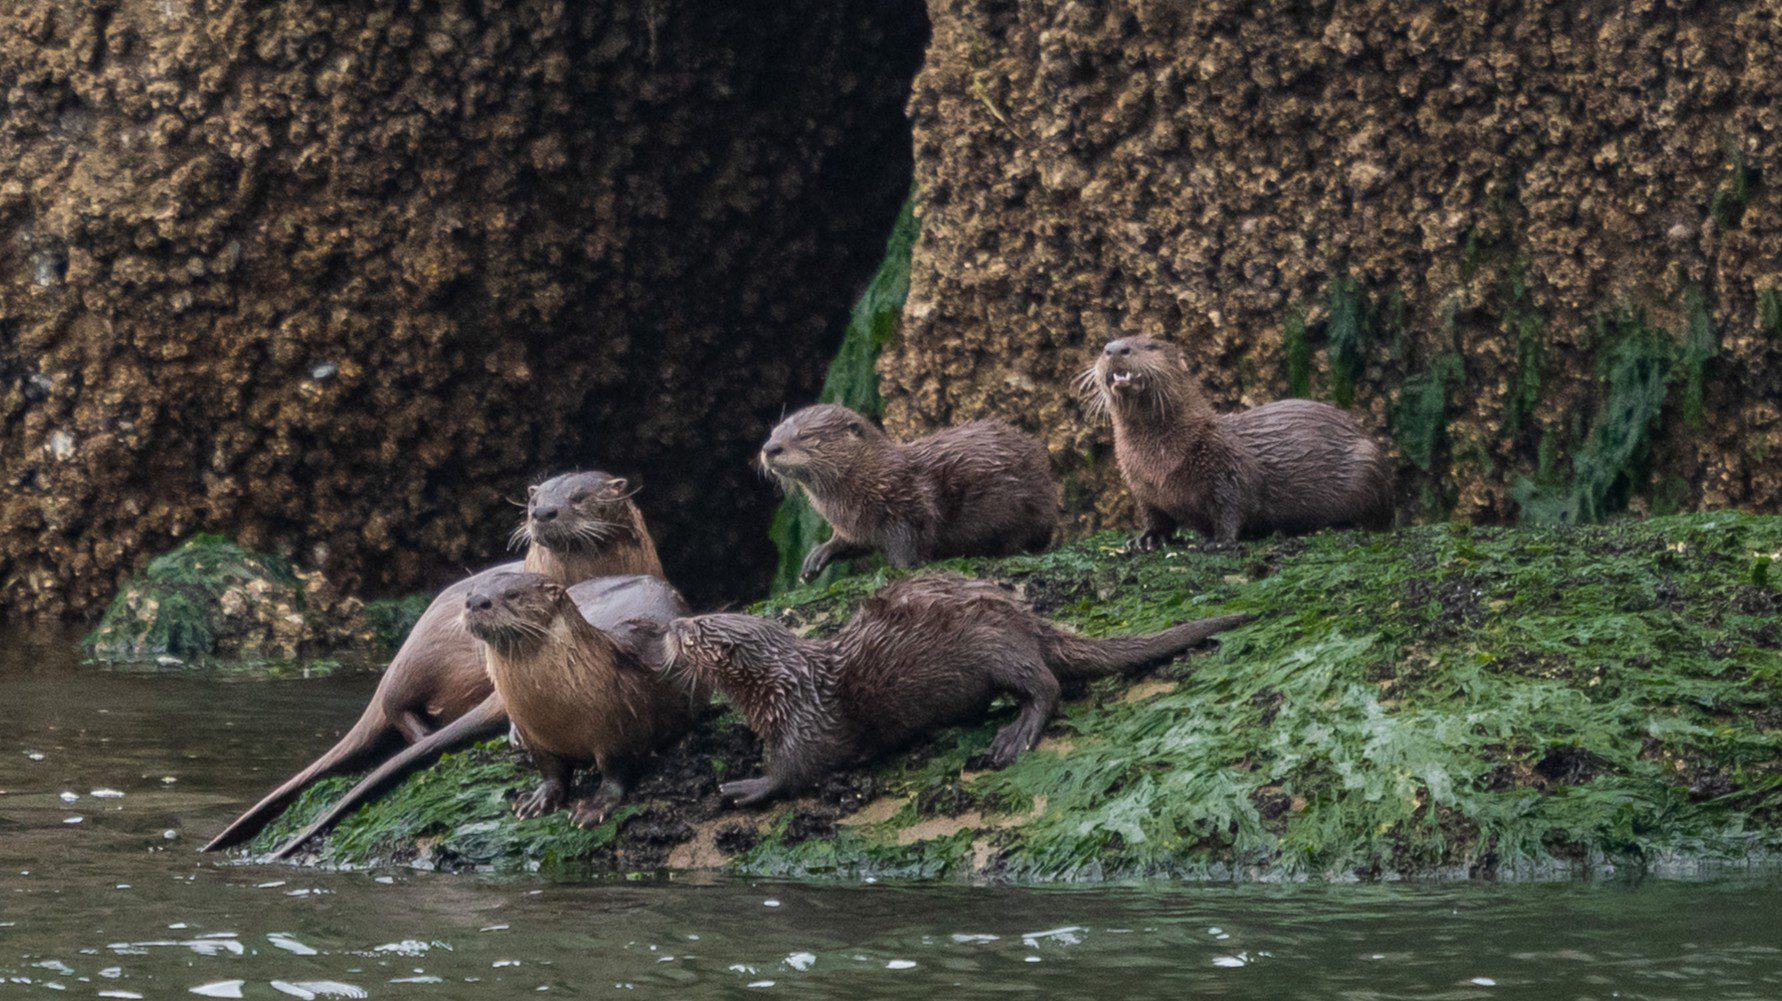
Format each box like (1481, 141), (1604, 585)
(528, 484), (540, 497)
(600, 477), (629, 498)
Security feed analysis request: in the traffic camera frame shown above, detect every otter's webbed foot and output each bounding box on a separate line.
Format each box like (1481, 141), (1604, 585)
(719, 777), (781, 808)
(566, 790), (623, 829)
(513, 779), (567, 820)
(988, 722), (1041, 769)
(1127, 530), (1174, 553)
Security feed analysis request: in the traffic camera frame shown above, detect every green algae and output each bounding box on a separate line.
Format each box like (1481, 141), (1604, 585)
(1283, 307), (1313, 398)
(363, 593), (431, 653)
(1515, 309), (1674, 525)
(1281, 276), (1386, 407)
(250, 742), (630, 875)
(1709, 142), (1755, 230)
(1325, 275), (1375, 409)
(769, 192), (919, 592)
(1503, 263), (1547, 441)
(1512, 293), (1719, 525)
(85, 534), (410, 669)
(1677, 287), (1719, 428)
(262, 514), (1782, 882)
(756, 514), (1782, 880)
(1392, 353), (1462, 472)
(85, 535), (300, 665)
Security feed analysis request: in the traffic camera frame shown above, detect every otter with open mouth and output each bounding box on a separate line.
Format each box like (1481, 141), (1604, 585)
(760, 404), (1058, 581)
(1079, 336), (1393, 550)
(205, 469), (662, 853)
(634, 572), (1250, 807)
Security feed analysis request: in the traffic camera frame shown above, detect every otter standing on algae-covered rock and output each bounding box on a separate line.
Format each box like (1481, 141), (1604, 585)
(267, 569), (691, 858)
(204, 470), (661, 852)
(636, 572), (1250, 807)
(761, 404), (1058, 581)
(463, 572), (705, 828)
(1081, 336), (1393, 551)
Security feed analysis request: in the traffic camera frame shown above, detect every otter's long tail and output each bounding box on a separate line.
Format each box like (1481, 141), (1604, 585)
(1042, 613), (1253, 680)
(270, 693), (507, 861)
(202, 703), (399, 852)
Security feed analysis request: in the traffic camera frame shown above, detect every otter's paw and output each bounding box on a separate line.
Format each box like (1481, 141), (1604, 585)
(1127, 530), (1172, 553)
(987, 727), (1033, 769)
(566, 792), (622, 829)
(799, 549), (831, 582)
(719, 778), (779, 808)
(513, 780), (566, 820)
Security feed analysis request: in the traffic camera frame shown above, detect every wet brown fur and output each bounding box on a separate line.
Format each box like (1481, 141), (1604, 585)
(204, 470), (661, 852)
(467, 572), (706, 828)
(267, 573), (690, 859)
(760, 404), (1057, 580)
(1080, 336), (1393, 550)
(640, 572), (1250, 807)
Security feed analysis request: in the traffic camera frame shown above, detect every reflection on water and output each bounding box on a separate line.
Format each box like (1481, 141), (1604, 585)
(2, 627), (1780, 998)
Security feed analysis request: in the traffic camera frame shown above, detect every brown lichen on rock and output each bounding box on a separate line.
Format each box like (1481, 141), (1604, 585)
(889, 0), (1782, 533)
(0, 0), (926, 617)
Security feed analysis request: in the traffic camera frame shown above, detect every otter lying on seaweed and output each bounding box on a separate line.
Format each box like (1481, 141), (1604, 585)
(635, 572), (1250, 807)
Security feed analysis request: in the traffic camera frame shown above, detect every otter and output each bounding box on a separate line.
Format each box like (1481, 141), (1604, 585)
(1079, 336), (1393, 551)
(267, 569), (691, 858)
(465, 571), (704, 827)
(203, 470), (660, 852)
(637, 572), (1249, 807)
(760, 404), (1057, 581)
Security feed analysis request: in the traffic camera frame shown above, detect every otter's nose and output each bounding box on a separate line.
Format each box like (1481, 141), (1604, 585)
(467, 595), (494, 612)
(532, 506), (559, 523)
(763, 443), (785, 458)
(1105, 339), (1133, 357)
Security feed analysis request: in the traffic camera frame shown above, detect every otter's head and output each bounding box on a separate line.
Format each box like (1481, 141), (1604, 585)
(758, 405), (886, 490)
(462, 572), (570, 659)
(634, 613), (807, 727)
(514, 470), (636, 555)
(1078, 336), (1195, 421)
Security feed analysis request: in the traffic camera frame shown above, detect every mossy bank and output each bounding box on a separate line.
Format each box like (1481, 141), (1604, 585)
(252, 513), (1782, 881)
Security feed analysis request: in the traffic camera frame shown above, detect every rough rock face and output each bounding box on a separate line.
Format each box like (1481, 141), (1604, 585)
(889, 0), (1782, 533)
(0, 0), (925, 617)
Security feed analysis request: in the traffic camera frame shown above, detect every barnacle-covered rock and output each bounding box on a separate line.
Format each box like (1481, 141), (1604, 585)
(888, 1), (1782, 532)
(0, 0), (926, 617)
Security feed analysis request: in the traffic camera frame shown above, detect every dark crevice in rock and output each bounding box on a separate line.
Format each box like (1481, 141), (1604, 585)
(0, 0), (931, 617)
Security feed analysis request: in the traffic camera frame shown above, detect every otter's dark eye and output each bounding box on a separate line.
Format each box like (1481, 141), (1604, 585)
(569, 490), (591, 504)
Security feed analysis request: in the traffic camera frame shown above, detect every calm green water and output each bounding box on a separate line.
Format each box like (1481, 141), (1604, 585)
(2, 629), (1779, 1000)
